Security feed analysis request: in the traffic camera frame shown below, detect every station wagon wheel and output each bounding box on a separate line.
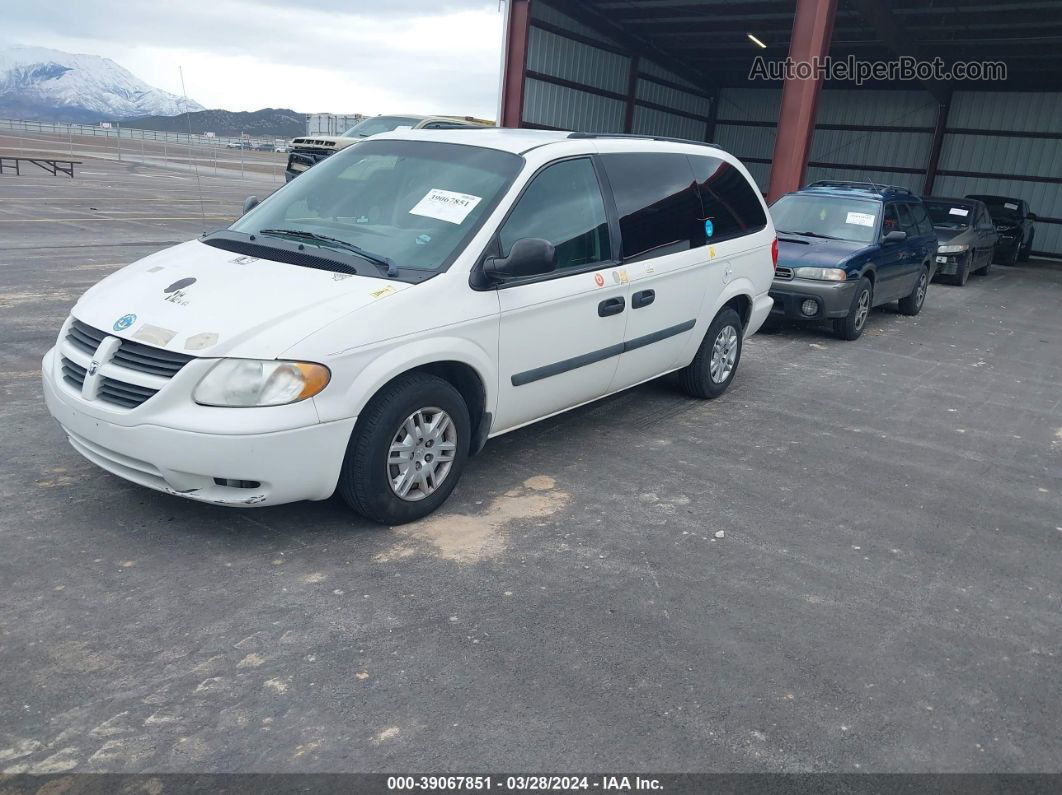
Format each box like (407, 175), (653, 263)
(338, 373), (470, 524)
(678, 306), (743, 399)
(387, 407), (458, 502)
(833, 277), (873, 341)
(898, 267), (929, 316)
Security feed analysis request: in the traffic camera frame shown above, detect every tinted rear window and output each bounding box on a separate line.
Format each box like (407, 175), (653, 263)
(688, 155), (768, 243)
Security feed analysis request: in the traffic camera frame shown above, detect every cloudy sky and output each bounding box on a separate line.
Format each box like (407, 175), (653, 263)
(3, 0), (504, 117)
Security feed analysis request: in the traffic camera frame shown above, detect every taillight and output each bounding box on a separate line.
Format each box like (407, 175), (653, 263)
(771, 237), (779, 269)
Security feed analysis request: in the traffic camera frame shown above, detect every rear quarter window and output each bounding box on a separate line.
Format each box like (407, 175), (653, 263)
(688, 155), (768, 243)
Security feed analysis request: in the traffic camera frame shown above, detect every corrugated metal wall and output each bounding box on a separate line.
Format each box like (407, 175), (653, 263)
(521, 0), (711, 139)
(715, 88), (935, 192)
(935, 91), (1062, 256)
(515, 3), (1062, 256)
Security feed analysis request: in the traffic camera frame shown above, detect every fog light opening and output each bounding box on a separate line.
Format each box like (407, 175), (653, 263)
(214, 478), (261, 489)
(801, 299), (819, 317)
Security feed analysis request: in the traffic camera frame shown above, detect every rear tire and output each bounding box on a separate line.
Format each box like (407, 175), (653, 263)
(338, 373), (470, 525)
(833, 277), (872, 341)
(898, 267), (929, 316)
(678, 307), (743, 399)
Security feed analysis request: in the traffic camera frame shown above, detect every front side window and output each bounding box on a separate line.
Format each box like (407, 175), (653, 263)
(231, 140), (522, 272)
(599, 153), (703, 261)
(881, 204), (900, 238)
(771, 194), (880, 244)
(498, 158), (611, 271)
(689, 155), (768, 243)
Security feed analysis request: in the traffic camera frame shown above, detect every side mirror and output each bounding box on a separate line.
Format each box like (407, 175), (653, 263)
(483, 238), (557, 281)
(1027, 212), (1037, 222)
(242, 196), (260, 215)
(883, 230), (907, 243)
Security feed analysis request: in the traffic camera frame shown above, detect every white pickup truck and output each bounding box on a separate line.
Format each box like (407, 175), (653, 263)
(285, 114), (492, 181)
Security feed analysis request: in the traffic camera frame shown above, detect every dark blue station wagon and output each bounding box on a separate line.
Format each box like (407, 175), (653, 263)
(767, 181), (938, 340)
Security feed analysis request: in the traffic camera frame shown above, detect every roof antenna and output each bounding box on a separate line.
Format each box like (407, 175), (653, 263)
(178, 66), (208, 232)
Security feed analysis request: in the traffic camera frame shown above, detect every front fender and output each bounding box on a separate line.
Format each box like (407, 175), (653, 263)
(313, 335), (497, 425)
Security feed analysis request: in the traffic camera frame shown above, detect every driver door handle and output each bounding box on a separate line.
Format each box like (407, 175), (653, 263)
(598, 297), (625, 317)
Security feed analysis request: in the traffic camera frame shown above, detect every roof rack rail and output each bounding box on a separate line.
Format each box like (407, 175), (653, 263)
(567, 132), (719, 149)
(805, 180), (913, 195)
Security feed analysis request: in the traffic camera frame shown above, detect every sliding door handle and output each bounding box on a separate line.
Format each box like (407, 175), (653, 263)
(598, 297), (625, 317)
(632, 289), (655, 308)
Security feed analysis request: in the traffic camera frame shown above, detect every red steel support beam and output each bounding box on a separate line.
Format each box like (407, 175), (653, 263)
(500, 0), (532, 128)
(766, 0), (838, 203)
(922, 91), (952, 196)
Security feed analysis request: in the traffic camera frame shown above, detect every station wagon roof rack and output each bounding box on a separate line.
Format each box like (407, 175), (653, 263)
(567, 132), (720, 149)
(805, 180), (913, 195)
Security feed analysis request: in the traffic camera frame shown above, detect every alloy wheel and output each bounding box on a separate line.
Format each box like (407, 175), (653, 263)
(710, 325), (738, 383)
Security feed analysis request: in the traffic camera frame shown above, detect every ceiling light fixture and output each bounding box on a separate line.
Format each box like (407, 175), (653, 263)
(747, 33), (767, 49)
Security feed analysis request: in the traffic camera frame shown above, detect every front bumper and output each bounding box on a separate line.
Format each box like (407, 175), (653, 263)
(769, 277), (858, 320)
(42, 347), (355, 507)
(934, 250), (971, 277)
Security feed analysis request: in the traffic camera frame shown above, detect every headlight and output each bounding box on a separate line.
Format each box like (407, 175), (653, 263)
(937, 244), (969, 254)
(193, 359), (330, 407)
(793, 267), (847, 281)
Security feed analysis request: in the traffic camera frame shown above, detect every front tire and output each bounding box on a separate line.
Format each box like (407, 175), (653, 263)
(898, 267), (929, 316)
(953, 256), (970, 286)
(678, 307), (743, 399)
(833, 277), (872, 341)
(338, 373), (470, 524)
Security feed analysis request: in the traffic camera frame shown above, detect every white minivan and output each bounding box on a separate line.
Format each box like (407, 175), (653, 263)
(42, 129), (776, 524)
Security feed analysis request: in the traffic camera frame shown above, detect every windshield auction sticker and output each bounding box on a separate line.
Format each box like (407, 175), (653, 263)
(845, 211), (876, 227)
(409, 188), (482, 225)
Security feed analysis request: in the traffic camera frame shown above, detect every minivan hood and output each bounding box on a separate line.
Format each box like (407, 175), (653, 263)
(71, 240), (410, 359)
(777, 236), (870, 267)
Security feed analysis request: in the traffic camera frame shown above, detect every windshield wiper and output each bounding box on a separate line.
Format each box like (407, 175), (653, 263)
(258, 229), (399, 277)
(778, 230), (839, 240)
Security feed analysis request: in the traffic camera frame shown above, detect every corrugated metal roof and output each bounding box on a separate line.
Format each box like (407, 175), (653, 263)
(523, 78), (625, 132)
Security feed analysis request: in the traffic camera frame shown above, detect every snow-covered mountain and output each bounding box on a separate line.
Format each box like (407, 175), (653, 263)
(0, 46), (203, 122)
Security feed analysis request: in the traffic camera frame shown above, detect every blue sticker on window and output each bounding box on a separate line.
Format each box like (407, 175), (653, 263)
(113, 313), (136, 332)
(704, 219), (714, 238)
(415, 234), (432, 246)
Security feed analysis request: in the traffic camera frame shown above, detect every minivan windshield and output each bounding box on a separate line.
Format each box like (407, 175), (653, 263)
(340, 116), (421, 138)
(230, 139), (523, 272)
(923, 200), (973, 229)
(770, 194), (880, 244)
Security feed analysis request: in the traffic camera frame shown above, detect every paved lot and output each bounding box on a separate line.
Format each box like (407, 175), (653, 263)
(1, 155), (1060, 774)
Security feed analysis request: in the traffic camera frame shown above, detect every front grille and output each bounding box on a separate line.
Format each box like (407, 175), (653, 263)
(98, 377), (159, 409)
(67, 319), (107, 355)
(62, 318), (196, 410)
(112, 340), (192, 378)
(775, 266), (794, 281)
(61, 357), (86, 389)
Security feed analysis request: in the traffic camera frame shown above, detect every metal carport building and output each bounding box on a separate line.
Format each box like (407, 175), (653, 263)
(497, 0), (1062, 258)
